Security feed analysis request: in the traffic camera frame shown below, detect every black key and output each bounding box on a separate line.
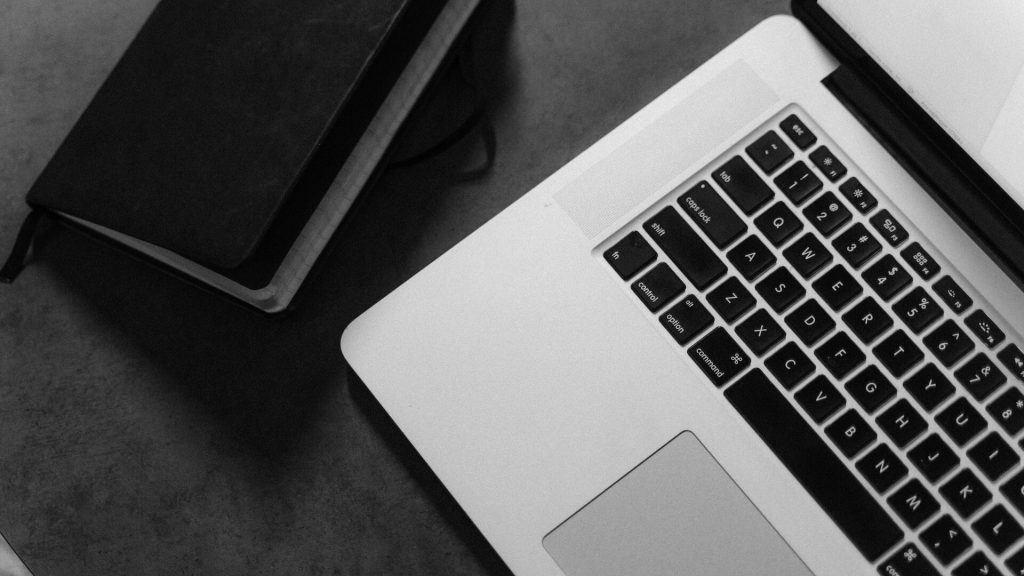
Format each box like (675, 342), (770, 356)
(941, 468), (992, 519)
(857, 443), (908, 493)
(954, 552), (1005, 576)
(1001, 469), (1024, 516)
(887, 479), (940, 528)
(877, 398), (928, 447)
(779, 114), (816, 150)
(973, 505), (1024, 554)
(724, 369), (903, 561)
(813, 265), (863, 311)
(604, 231), (656, 280)
(901, 242), (941, 281)
(832, 223), (882, 268)
(968, 432), (1019, 481)
(783, 232), (832, 278)
(659, 295), (714, 346)
(937, 397), (987, 446)
(735, 309), (785, 356)
(785, 299), (835, 345)
(839, 177), (878, 214)
(826, 409), (877, 457)
(678, 181), (747, 248)
(746, 130), (793, 173)
(934, 276), (973, 315)
(874, 330), (924, 378)
(631, 263), (684, 312)
(764, 341), (815, 390)
(955, 353), (1007, 400)
(816, 331), (867, 379)
(846, 365), (896, 414)
(893, 287), (943, 334)
(687, 327), (751, 387)
(644, 207), (726, 290)
(863, 254), (912, 300)
(726, 235), (776, 281)
(905, 364), (956, 412)
(879, 543), (940, 576)
(843, 297), (894, 344)
(870, 209), (909, 247)
(754, 201), (803, 246)
(998, 344), (1024, 382)
(795, 375), (846, 423)
(809, 145), (847, 181)
(712, 156), (773, 214)
(922, 515), (972, 566)
(773, 161), (822, 204)
(988, 387), (1024, 435)
(908, 433), (959, 482)
(965, 309), (1006, 349)
(706, 276), (755, 323)
(923, 320), (974, 367)
(1007, 547), (1024, 576)
(755, 267), (805, 313)
(803, 191), (852, 237)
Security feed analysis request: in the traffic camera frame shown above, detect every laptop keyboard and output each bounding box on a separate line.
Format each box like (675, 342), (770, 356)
(602, 107), (1024, 575)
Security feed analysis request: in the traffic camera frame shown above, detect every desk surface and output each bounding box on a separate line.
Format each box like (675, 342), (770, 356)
(0, 1), (786, 574)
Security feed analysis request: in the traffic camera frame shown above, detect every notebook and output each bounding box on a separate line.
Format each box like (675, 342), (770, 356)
(343, 1), (1024, 574)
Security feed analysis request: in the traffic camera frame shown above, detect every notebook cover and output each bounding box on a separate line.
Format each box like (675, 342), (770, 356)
(27, 0), (440, 270)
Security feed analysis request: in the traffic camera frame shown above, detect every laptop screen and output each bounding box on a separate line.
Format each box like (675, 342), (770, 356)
(819, 0), (1024, 210)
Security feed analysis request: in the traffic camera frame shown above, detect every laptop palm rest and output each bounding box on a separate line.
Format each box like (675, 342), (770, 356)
(542, 431), (814, 576)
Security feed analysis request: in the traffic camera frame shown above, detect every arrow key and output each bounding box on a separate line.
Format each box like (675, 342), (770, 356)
(922, 514), (972, 566)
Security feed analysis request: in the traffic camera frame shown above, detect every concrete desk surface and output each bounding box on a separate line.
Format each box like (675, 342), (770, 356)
(0, 0), (785, 574)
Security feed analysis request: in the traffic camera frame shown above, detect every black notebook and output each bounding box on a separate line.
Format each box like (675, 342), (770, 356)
(12, 0), (481, 312)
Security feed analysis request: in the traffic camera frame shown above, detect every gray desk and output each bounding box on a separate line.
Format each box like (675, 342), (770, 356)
(0, 1), (785, 574)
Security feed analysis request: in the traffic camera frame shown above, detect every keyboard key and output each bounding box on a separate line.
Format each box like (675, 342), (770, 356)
(659, 295), (714, 346)
(973, 505), (1024, 554)
(968, 432), (1019, 481)
(755, 267), (805, 312)
(735, 309), (785, 356)
(724, 369), (903, 561)
(934, 276), (973, 315)
(857, 443), (908, 493)
(905, 364), (955, 412)
(754, 201), (803, 246)
(706, 276), (755, 323)
(879, 543), (940, 576)
(954, 551), (1005, 576)
(870, 209), (909, 247)
(923, 320), (974, 367)
(878, 398), (928, 447)
(922, 515), (972, 566)
(764, 341), (815, 390)
(839, 177), (877, 214)
(874, 330), (924, 378)
(941, 468), (992, 519)
(988, 387), (1024, 436)
(937, 397), (987, 446)
(893, 287), (943, 334)
(678, 181), (747, 248)
(1000, 469), (1024, 516)
(631, 263), (684, 312)
(809, 145), (847, 181)
(644, 207), (726, 290)
(726, 235), (776, 281)
(604, 231), (655, 279)
(712, 156), (774, 214)
(843, 297), (894, 343)
(901, 242), (941, 280)
(779, 114), (816, 149)
(784, 299), (835, 345)
(687, 327), (751, 387)
(965, 309), (1006, 349)
(956, 353), (1007, 400)
(846, 365), (896, 414)
(816, 331), (867, 379)
(773, 160), (822, 204)
(863, 255), (912, 301)
(888, 478), (940, 528)
(832, 223), (881, 268)
(1007, 547), (1024, 576)
(795, 375), (846, 423)
(746, 130), (793, 173)
(998, 344), (1024, 382)
(908, 433), (959, 482)
(813, 265), (863, 311)
(826, 409), (877, 457)
(783, 232), (832, 278)
(803, 192), (852, 237)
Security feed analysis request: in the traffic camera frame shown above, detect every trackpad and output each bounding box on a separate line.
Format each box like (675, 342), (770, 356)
(542, 432), (814, 575)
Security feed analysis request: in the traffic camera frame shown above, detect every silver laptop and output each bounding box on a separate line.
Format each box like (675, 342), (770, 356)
(341, 1), (1024, 574)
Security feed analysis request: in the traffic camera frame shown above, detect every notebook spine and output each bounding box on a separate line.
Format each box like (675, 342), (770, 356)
(0, 210), (44, 284)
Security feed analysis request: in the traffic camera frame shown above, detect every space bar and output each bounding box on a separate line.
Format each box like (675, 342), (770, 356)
(724, 369), (902, 562)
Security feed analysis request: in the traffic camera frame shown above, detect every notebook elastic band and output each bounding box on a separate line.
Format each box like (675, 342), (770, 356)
(0, 210), (43, 284)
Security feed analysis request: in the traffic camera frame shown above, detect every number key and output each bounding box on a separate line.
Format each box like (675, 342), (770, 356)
(923, 320), (974, 367)
(893, 287), (942, 334)
(831, 223), (881, 268)
(803, 192), (851, 237)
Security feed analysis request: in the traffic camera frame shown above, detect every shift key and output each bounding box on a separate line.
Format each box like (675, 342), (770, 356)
(644, 206), (726, 290)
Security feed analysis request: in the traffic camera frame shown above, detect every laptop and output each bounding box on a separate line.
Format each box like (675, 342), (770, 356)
(341, 1), (1024, 574)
